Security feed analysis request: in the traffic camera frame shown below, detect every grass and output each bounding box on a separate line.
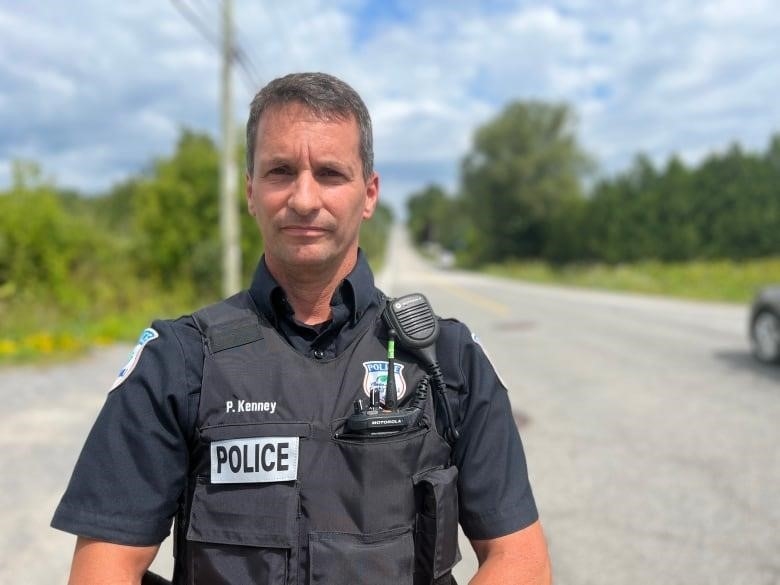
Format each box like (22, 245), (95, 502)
(5, 255), (776, 365)
(0, 256), (390, 366)
(482, 257), (780, 304)
(0, 289), (207, 366)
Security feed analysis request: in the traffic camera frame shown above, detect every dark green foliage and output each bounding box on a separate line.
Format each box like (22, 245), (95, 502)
(131, 130), (223, 297)
(407, 184), (448, 244)
(108, 129), (263, 299)
(0, 162), (137, 320)
(0, 166), (97, 300)
(459, 101), (590, 263)
(406, 184), (468, 261)
(543, 195), (588, 264)
(360, 202), (394, 270)
(0, 128), (392, 348)
(91, 178), (138, 234)
(405, 97), (780, 267)
(581, 140), (780, 263)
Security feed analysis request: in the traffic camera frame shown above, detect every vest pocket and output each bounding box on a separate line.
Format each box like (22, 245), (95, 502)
(186, 476), (297, 585)
(413, 466), (461, 582)
(309, 527), (414, 585)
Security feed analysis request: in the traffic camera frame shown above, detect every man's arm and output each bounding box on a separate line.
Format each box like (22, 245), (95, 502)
(67, 537), (159, 585)
(469, 520), (552, 585)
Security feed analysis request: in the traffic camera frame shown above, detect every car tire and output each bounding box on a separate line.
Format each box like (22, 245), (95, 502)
(751, 309), (780, 364)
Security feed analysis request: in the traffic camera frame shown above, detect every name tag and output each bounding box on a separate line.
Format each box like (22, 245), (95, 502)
(211, 437), (299, 484)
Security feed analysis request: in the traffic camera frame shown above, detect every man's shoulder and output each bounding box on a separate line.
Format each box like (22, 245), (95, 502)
(437, 316), (472, 348)
(114, 313), (201, 367)
(150, 313), (202, 350)
(435, 315), (508, 393)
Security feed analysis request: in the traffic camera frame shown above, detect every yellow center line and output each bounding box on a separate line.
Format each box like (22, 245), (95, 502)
(425, 274), (511, 317)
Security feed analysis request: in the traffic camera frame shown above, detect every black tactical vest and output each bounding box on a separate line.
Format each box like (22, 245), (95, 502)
(173, 291), (460, 585)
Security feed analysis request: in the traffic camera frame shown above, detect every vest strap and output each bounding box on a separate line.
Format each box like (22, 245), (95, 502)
(208, 320), (263, 353)
(193, 291), (264, 353)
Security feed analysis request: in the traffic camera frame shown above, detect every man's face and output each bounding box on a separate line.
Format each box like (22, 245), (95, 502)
(246, 103), (378, 275)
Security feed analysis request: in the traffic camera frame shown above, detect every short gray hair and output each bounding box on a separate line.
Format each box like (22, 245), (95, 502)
(246, 72), (374, 181)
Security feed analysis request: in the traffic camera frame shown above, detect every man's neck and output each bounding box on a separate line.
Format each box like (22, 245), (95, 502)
(266, 253), (358, 325)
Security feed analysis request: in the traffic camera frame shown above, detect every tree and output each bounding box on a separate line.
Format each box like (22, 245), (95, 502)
(579, 137), (780, 264)
(692, 143), (780, 259)
(0, 161), (122, 312)
(406, 184), (449, 245)
(653, 156), (698, 261)
(543, 195), (588, 264)
(459, 101), (590, 263)
(132, 130), (221, 295)
(360, 202), (394, 269)
(131, 129), (262, 298)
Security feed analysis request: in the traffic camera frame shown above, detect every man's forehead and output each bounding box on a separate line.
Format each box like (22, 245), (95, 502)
(254, 103), (361, 163)
(258, 102), (354, 128)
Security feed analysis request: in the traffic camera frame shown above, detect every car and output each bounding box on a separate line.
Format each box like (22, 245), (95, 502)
(749, 285), (780, 364)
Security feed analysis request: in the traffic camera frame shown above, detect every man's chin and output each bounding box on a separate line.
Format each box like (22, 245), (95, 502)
(274, 246), (343, 271)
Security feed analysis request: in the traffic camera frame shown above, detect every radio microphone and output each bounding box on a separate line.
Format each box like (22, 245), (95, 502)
(384, 294), (459, 443)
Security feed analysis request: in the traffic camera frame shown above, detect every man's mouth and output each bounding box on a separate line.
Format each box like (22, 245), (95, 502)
(282, 225), (329, 237)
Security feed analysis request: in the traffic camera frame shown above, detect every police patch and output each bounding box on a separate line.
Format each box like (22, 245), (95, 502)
(108, 327), (159, 392)
(362, 361), (407, 405)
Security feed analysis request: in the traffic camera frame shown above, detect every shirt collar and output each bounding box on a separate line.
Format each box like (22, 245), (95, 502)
(248, 249), (376, 326)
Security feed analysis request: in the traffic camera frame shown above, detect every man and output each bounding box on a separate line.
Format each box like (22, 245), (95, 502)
(52, 72), (551, 584)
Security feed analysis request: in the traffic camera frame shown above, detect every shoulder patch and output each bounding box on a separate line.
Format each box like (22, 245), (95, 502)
(471, 331), (508, 390)
(109, 327), (159, 392)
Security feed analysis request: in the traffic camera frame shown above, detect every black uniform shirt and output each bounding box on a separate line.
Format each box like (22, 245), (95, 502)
(250, 253), (380, 360)
(52, 252), (538, 545)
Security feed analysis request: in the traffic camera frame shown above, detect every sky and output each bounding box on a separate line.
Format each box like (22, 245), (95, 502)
(2, 0), (780, 214)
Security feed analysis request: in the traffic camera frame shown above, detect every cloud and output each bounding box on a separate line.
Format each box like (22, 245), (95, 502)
(0, 0), (222, 188)
(1, 0), (779, 214)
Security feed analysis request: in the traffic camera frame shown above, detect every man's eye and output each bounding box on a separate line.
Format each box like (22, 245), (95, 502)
(269, 167), (291, 175)
(320, 168), (342, 178)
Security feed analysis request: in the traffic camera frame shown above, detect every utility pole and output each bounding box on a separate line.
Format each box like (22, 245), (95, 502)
(220, 0), (241, 296)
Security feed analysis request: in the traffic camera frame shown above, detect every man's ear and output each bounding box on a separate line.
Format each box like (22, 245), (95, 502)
(363, 172), (379, 219)
(246, 172), (255, 216)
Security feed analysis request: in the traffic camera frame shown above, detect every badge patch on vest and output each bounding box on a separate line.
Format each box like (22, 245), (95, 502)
(211, 437), (299, 484)
(362, 361), (407, 405)
(108, 327), (159, 392)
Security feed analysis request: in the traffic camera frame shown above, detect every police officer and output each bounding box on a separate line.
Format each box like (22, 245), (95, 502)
(52, 72), (551, 585)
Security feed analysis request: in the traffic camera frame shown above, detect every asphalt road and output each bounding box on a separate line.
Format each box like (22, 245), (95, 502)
(2, 228), (778, 584)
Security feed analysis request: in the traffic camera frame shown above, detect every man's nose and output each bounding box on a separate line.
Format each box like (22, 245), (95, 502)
(288, 172), (321, 215)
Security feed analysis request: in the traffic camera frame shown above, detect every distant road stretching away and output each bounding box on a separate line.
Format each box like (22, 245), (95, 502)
(1, 226), (778, 584)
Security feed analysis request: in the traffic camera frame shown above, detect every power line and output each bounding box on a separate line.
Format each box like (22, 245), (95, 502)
(234, 45), (263, 90)
(169, 0), (262, 91)
(170, 0), (221, 50)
